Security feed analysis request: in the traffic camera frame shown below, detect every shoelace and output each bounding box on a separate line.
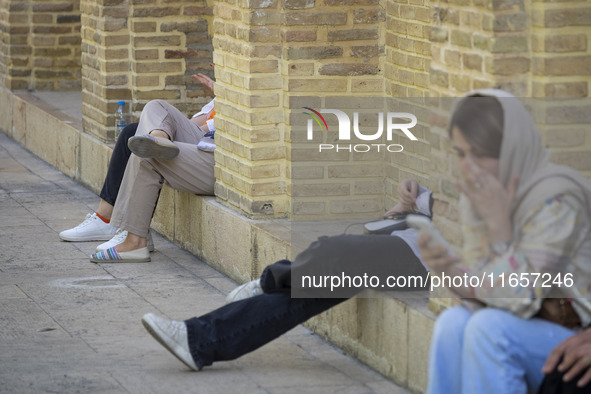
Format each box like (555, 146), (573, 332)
(75, 213), (95, 229)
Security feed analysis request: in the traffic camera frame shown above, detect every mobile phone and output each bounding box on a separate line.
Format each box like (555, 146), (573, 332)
(406, 214), (455, 257)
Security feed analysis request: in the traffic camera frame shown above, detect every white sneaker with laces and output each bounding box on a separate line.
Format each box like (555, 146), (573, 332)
(141, 313), (199, 371)
(59, 213), (118, 242)
(96, 230), (155, 252)
(225, 279), (263, 304)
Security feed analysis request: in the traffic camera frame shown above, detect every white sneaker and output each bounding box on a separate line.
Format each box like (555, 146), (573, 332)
(59, 213), (118, 242)
(141, 313), (199, 371)
(96, 230), (155, 253)
(225, 279), (263, 304)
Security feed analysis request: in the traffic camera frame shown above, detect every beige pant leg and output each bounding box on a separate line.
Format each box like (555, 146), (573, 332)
(137, 99), (205, 143)
(111, 100), (215, 237)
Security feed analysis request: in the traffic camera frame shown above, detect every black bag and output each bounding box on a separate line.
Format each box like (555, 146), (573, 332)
(538, 367), (590, 394)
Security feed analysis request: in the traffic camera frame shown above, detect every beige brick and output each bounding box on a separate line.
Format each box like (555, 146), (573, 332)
(429, 27), (448, 43)
(485, 57), (530, 75)
(284, 12), (348, 26)
(450, 30), (471, 47)
(292, 166), (324, 179)
(292, 183), (350, 197)
(546, 129), (587, 148)
(544, 8), (591, 28)
(540, 56), (591, 76)
(288, 78), (348, 92)
(491, 36), (528, 53)
(330, 198), (381, 214)
(284, 0), (315, 9)
(353, 9), (385, 24)
(443, 49), (461, 68)
(319, 63), (379, 76)
(328, 29), (379, 41)
(134, 35), (181, 48)
(287, 62), (315, 76)
(462, 53), (482, 71)
(293, 201), (326, 215)
(544, 35), (587, 53)
(284, 30), (317, 42)
(430, 68), (448, 87)
(134, 61), (182, 73)
(249, 145), (285, 160)
(351, 78), (384, 92)
(248, 181), (286, 196)
(543, 82), (588, 98)
(287, 46), (343, 60)
(132, 21), (156, 32)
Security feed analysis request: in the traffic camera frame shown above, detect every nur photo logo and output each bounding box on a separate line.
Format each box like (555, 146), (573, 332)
(303, 107), (418, 153)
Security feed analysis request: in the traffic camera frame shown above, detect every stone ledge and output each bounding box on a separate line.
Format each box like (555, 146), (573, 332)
(0, 87), (435, 393)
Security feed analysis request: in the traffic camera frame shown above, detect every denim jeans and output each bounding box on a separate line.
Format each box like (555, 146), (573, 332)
(185, 234), (427, 368)
(427, 306), (576, 394)
(99, 122), (138, 206)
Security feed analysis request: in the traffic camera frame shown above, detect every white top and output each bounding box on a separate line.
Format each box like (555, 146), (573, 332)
(191, 99), (215, 132)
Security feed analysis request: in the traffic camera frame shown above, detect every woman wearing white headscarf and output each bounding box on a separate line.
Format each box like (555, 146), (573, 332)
(421, 90), (591, 393)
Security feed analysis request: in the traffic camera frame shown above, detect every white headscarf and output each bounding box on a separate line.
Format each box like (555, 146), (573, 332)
(454, 89), (591, 242)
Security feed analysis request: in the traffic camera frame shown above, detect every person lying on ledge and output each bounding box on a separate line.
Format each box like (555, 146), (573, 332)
(141, 178), (435, 370)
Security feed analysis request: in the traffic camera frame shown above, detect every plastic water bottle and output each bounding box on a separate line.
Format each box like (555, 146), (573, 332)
(115, 101), (127, 140)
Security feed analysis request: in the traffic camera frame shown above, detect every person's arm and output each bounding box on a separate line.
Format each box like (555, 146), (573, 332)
(385, 179), (420, 216)
(543, 328), (591, 388)
(192, 73), (214, 94)
(421, 194), (585, 309)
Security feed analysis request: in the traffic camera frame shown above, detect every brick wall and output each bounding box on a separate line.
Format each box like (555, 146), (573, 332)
(284, 0), (387, 219)
(532, 1), (591, 180)
(210, 0), (287, 217)
(81, 0), (213, 142)
(0, 0), (80, 91)
(383, 0), (432, 211)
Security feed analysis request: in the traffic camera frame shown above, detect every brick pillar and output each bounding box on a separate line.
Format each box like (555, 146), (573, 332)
(212, 0), (287, 218)
(80, 0), (213, 142)
(531, 0), (591, 179)
(31, 0), (81, 90)
(130, 0), (213, 116)
(0, 0), (81, 91)
(81, 0), (131, 141)
(0, 1), (32, 90)
(532, 1), (590, 99)
(283, 0), (387, 219)
(382, 0), (432, 211)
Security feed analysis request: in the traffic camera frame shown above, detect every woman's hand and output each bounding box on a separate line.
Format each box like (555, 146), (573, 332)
(458, 163), (519, 243)
(399, 179), (419, 210)
(418, 233), (459, 273)
(385, 179), (419, 216)
(385, 202), (406, 217)
(543, 328), (591, 388)
(192, 73), (215, 94)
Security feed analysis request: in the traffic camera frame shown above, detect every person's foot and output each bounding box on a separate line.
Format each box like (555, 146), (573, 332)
(59, 213), (118, 242)
(141, 313), (200, 371)
(89, 247), (150, 263)
(96, 230), (155, 253)
(128, 135), (179, 159)
(225, 279), (263, 303)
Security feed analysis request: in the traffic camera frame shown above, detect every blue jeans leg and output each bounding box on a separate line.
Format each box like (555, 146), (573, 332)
(185, 293), (345, 368)
(99, 122), (138, 205)
(427, 306), (472, 394)
(462, 308), (575, 394)
(427, 306), (576, 394)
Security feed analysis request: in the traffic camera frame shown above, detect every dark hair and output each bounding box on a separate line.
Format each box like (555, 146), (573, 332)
(448, 95), (504, 159)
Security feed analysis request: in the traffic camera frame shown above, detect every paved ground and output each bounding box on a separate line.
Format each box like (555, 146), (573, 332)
(0, 132), (409, 393)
